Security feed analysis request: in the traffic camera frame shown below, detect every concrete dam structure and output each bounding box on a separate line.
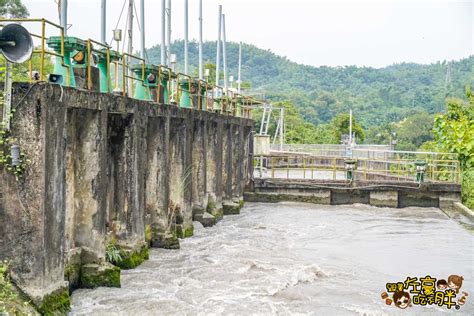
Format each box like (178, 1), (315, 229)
(0, 83), (253, 313)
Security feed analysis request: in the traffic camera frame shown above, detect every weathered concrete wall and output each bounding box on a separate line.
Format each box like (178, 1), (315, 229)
(0, 83), (253, 311)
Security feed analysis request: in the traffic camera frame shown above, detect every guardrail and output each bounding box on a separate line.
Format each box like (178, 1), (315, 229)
(0, 18), (70, 85)
(0, 18), (259, 118)
(254, 153), (461, 184)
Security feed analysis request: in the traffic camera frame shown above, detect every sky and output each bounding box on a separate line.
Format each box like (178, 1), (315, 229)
(20, 0), (473, 68)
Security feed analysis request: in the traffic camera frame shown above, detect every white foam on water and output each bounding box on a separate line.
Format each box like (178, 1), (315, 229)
(70, 202), (474, 315)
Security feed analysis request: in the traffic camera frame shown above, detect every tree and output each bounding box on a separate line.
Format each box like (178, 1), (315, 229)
(330, 113), (365, 143)
(433, 93), (474, 209)
(0, 0), (29, 18)
(394, 112), (434, 150)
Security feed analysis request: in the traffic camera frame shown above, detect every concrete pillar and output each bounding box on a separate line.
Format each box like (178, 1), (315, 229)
(145, 116), (168, 245)
(169, 117), (193, 239)
(65, 109), (108, 254)
(106, 111), (146, 250)
(206, 120), (223, 221)
(0, 85), (69, 309)
(191, 117), (208, 222)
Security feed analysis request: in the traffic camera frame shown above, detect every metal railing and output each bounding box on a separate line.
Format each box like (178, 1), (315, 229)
(0, 17), (259, 118)
(254, 152), (461, 184)
(0, 18), (71, 85)
(86, 38), (111, 92)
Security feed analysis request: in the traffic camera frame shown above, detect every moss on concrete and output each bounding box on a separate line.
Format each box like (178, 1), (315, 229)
(176, 224), (194, 239)
(184, 226), (194, 238)
(223, 202), (240, 215)
(37, 286), (70, 316)
(206, 200), (216, 213)
(113, 245), (149, 270)
(0, 263), (39, 315)
(80, 263), (121, 289)
(145, 224), (152, 245)
(64, 262), (81, 293)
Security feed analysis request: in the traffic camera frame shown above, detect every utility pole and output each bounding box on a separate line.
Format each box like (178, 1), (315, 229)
(184, 0), (189, 74)
(166, 0), (172, 67)
(161, 0), (166, 65)
(140, 0), (145, 60)
(127, 0), (134, 96)
(222, 13), (228, 91)
(215, 5), (222, 86)
(198, 0), (203, 79)
(60, 0), (68, 36)
(100, 0), (106, 44)
(237, 41), (242, 93)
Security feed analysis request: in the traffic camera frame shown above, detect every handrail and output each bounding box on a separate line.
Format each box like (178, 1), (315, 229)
(86, 39), (111, 93)
(0, 17), (255, 117)
(254, 153), (461, 184)
(176, 73), (193, 108)
(0, 18), (71, 85)
(121, 53), (145, 97)
(157, 65), (172, 104)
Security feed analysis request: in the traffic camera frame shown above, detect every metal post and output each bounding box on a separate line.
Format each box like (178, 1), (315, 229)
(280, 108), (284, 151)
(61, 0), (68, 36)
(215, 5), (222, 85)
(184, 0), (189, 74)
(161, 0), (166, 65)
(2, 62), (12, 131)
(166, 0), (172, 67)
(222, 13), (228, 91)
(198, 0), (203, 79)
(127, 0), (134, 96)
(140, 0), (145, 60)
(349, 107), (353, 146)
(238, 41), (242, 92)
(101, 0), (106, 44)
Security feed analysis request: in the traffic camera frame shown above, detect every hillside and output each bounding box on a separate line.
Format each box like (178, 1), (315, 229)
(146, 41), (473, 129)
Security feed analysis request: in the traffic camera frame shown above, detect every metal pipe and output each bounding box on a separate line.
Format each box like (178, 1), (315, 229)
(280, 108), (284, 151)
(140, 0), (145, 59)
(161, 0), (166, 65)
(184, 0), (188, 74)
(215, 5), (222, 85)
(349, 107), (353, 146)
(198, 0), (203, 79)
(100, 0), (106, 44)
(61, 0), (68, 36)
(166, 0), (172, 67)
(238, 41), (242, 92)
(222, 13), (227, 91)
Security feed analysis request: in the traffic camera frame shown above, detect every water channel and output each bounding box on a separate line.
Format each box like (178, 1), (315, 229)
(70, 202), (473, 315)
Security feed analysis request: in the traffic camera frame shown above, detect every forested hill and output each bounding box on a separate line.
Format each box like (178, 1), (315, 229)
(146, 40), (473, 128)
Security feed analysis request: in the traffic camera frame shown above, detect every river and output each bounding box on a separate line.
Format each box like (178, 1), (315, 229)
(70, 202), (473, 315)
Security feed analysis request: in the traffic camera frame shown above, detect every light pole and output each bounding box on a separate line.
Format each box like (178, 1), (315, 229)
(170, 53), (177, 103)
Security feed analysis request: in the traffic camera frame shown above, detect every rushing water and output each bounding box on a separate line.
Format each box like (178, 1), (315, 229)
(70, 202), (473, 315)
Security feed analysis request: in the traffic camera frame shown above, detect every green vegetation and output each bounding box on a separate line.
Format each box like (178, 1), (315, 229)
(80, 264), (121, 289)
(105, 242), (123, 264)
(1, 261), (39, 315)
(146, 41), (472, 130)
(0, 0), (29, 18)
(431, 93), (474, 209)
(38, 287), (70, 316)
(107, 243), (149, 270)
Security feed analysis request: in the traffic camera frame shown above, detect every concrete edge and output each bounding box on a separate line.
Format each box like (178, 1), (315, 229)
(453, 202), (474, 221)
